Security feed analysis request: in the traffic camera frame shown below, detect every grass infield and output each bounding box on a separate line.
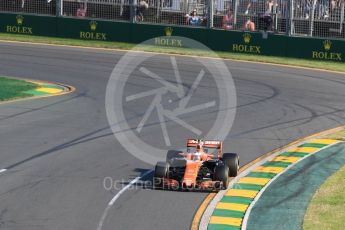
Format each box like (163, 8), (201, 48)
(303, 164), (345, 230)
(0, 76), (38, 101)
(303, 130), (345, 230)
(0, 33), (344, 73)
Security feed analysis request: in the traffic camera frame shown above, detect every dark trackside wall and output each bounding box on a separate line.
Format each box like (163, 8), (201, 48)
(0, 13), (344, 62)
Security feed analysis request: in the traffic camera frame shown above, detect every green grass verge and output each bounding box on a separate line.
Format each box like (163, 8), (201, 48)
(303, 129), (345, 230)
(1, 33), (344, 73)
(303, 164), (345, 230)
(0, 76), (38, 101)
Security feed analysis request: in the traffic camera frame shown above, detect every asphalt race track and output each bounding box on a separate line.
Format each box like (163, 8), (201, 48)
(0, 41), (345, 230)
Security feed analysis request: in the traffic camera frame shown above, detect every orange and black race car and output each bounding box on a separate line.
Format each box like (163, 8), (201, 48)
(154, 139), (239, 190)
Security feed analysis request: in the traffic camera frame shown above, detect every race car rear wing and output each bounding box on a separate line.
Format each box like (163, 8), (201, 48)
(186, 139), (222, 149)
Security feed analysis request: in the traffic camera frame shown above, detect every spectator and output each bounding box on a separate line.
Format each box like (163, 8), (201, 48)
(277, 0), (289, 18)
(244, 18), (256, 31)
(76, 3), (87, 17)
(266, 0), (276, 13)
(330, 0), (338, 10)
(136, 1), (148, 22)
(222, 8), (234, 30)
(319, 0), (329, 19)
(302, 0), (312, 19)
(245, 0), (258, 15)
(330, 0), (340, 19)
(185, 9), (204, 26)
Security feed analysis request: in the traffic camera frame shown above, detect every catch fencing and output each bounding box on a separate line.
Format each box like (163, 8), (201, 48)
(0, 0), (344, 39)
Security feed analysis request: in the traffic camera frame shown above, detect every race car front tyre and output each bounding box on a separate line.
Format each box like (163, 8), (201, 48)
(154, 162), (170, 189)
(214, 164), (229, 190)
(222, 153), (239, 177)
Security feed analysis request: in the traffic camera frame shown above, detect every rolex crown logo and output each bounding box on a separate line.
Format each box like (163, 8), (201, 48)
(90, 21), (97, 31)
(16, 15), (24, 26)
(164, 27), (173, 37)
(243, 33), (251, 44)
(323, 40), (332, 51)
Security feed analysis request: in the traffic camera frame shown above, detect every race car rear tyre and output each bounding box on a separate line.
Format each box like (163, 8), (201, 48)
(222, 153), (239, 177)
(214, 164), (229, 190)
(154, 161), (170, 178)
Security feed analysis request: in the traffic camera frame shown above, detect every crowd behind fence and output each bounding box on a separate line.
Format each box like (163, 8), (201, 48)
(0, 0), (344, 39)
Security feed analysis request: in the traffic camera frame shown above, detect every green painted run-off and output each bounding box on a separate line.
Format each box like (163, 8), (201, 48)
(246, 142), (345, 230)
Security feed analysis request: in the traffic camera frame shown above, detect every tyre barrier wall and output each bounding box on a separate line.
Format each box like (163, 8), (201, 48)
(1, 13), (344, 63)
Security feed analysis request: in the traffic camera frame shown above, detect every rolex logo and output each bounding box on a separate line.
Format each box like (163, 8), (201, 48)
(89, 21), (97, 31)
(243, 33), (251, 44)
(323, 40), (332, 51)
(164, 27), (173, 37)
(16, 15), (24, 26)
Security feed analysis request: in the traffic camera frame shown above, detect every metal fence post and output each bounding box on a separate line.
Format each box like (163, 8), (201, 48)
(208, 0), (214, 28)
(157, 0), (162, 21)
(309, 0), (317, 36)
(273, 0), (278, 32)
(233, 0), (238, 27)
(341, 0), (345, 34)
(285, 0), (290, 35)
(56, 0), (63, 17)
(130, 0), (137, 23)
(289, 0), (294, 35)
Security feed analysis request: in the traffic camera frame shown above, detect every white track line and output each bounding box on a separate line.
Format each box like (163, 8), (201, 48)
(97, 169), (153, 230)
(0, 169), (7, 174)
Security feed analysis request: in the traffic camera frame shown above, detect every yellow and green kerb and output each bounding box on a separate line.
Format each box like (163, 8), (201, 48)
(207, 138), (339, 230)
(25, 82), (65, 96)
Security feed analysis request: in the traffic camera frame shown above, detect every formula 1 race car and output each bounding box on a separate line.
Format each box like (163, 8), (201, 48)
(154, 139), (239, 190)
